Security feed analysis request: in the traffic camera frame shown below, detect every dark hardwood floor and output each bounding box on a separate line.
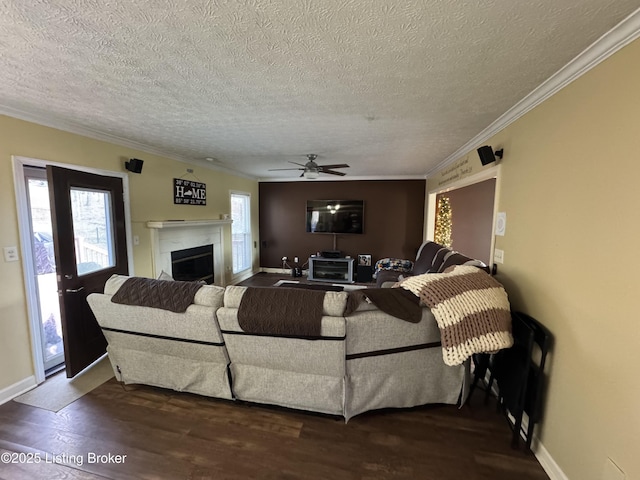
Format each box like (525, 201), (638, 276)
(0, 273), (549, 479)
(0, 381), (548, 480)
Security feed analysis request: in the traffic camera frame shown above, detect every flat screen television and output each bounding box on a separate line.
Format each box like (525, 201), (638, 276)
(306, 200), (364, 234)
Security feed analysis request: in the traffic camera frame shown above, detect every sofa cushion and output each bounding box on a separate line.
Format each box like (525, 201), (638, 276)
(375, 269), (402, 287)
(237, 287), (326, 336)
(429, 247), (452, 272)
(194, 284), (226, 308)
(104, 274), (224, 308)
(110, 277), (205, 313)
(413, 241), (446, 275)
(157, 270), (174, 281)
(437, 252), (487, 272)
(223, 285), (348, 317)
(104, 274), (129, 295)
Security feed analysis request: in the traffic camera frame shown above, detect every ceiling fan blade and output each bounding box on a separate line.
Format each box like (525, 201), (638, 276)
(288, 161), (307, 167)
(318, 164), (349, 169)
(268, 167), (304, 171)
(321, 169), (347, 176)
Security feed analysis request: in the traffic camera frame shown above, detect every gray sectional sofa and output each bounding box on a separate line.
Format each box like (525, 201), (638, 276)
(87, 274), (468, 421)
(374, 241), (488, 287)
(87, 275), (233, 400)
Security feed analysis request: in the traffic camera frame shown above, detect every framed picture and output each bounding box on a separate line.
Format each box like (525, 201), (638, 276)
(358, 254), (371, 266)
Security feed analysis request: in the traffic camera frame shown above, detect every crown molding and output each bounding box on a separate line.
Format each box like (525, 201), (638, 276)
(259, 174), (427, 182)
(426, 6), (640, 177)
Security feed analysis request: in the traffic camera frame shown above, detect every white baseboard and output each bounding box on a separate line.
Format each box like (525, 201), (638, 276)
(0, 376), (37, 406)
(480, 372), (568, 480)
(531, 438), (570, 480)
(260, 267), (308, 276)
(503, 410), (568, 480)
(230, 268), (259, 284)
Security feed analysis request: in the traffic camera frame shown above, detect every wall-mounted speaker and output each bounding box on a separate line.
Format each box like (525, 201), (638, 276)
(477, 146), (496, 166)
(125, 158), (144, 173)
(477, 146), (503, 166)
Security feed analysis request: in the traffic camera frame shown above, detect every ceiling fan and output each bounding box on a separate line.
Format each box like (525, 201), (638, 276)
(269, 154), (350, 178)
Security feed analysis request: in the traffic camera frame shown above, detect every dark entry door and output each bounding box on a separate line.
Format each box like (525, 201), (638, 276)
(47, 166), (129, 377)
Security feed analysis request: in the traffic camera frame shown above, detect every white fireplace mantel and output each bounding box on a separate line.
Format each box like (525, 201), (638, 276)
(147, 219), (232, 286)
(147, 219), (232, 229)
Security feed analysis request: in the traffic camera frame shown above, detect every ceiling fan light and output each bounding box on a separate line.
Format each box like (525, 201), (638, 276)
(304, 170), (319, 179)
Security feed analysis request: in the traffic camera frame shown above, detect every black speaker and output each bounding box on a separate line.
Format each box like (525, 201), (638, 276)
(477, 146), (496, 166)
(357, 265), (373, 283)
(125, 158), (144, 173)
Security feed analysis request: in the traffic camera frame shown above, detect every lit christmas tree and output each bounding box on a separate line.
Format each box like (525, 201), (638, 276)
(434, 196), (452, 248)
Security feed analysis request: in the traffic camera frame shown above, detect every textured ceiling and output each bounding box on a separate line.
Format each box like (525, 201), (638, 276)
(0, 1), (638, 180)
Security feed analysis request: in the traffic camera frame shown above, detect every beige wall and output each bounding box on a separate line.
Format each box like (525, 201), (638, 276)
(428, 40), (640, 480)
(0, 115), (259, 391)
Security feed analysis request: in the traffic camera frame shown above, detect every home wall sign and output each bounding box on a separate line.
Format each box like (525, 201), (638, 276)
(174, 178), (206, 205)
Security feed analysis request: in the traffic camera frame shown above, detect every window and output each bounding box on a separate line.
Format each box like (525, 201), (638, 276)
(231, 192), (252, 274)
(70, 188), (116, 275)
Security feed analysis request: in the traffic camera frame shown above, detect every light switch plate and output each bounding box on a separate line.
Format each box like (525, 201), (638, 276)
(494, 248), (504, 264)
(3, 246), (19, 262)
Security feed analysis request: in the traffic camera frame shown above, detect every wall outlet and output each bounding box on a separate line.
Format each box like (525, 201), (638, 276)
(494, 248), (504, 264)
(3, 246), (19, 262)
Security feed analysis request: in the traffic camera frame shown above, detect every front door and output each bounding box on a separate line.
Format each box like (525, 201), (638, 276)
(47, 166), (129, 377)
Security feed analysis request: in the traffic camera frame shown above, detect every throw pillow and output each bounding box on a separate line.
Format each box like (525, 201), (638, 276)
(373, 258), (414, 278)
(157, 270), (174, 281)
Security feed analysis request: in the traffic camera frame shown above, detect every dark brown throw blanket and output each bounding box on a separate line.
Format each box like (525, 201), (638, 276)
(238, 287), (326, 337)
(345, 288), (422, 323)
(110, 277), (202, 313)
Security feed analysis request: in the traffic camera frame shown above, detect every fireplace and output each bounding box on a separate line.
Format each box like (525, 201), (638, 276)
(171, 244), (214, 284)
(147, 219), (232, 286)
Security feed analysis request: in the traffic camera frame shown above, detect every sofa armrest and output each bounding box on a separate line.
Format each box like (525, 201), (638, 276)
(373, 258), (413, 286)
(375, 269), (403, 287)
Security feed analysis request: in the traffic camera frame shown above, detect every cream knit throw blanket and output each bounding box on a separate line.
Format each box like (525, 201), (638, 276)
(398, 265), (513, 366)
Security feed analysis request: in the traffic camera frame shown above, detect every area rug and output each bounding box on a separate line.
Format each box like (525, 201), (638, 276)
(13, 355), (114, 412)
(273, 280), (367, 292)
(274, 279), (344, 291)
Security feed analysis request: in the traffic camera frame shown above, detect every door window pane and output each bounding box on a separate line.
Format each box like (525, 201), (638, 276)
(70, 188), (115, 275)
(27, 176), (64, 368)
(231, 192), (252, 274)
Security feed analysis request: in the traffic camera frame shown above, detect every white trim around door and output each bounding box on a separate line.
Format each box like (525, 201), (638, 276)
(11, 155), (134, 385)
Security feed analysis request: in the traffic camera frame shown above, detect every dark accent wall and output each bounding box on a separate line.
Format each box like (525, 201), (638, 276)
(436, 178), (496, 264)
(259, 180), (426, 268)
